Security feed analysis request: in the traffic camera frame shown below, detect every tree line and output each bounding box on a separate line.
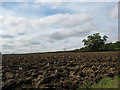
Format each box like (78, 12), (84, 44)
(74, 33), (120, 52)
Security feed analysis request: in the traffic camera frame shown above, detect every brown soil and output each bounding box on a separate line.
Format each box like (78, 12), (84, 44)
(2, 51), (120, 90)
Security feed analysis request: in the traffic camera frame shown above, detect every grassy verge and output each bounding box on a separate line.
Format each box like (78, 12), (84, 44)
(77, 76), (119, 89)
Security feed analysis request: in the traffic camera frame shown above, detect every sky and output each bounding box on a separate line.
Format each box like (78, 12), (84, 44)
(0, 1), (118, 54)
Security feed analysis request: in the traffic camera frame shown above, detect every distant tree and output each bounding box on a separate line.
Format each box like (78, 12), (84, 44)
(115, 41), (120, 48)
(82, 33), (108, 51)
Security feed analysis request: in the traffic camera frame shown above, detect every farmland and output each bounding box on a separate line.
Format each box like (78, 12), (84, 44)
(2, 51), (120, 89)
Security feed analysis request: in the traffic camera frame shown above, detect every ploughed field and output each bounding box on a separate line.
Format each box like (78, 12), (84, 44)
(2, 51), (120, 89)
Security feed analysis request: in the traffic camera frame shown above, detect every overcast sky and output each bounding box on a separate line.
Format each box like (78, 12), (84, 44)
(0, 1), (118, 54)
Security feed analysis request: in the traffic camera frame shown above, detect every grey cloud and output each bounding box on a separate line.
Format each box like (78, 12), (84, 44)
(119, 32), (120, 41)
(2, 34), (14, 39)
(49, 30), (90, 41)
(2, 44), (15, 49)
(18, 32), (26, 36)
(18, 39), (42, 47)
(50, 32), (66, 40)
(31, 42), (41, 45)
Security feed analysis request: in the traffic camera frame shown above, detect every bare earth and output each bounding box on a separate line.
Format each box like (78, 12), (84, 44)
(2, 51), (120, 89)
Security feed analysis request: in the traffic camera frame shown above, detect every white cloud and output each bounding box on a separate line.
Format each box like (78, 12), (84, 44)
(1, 13), (95, 53)
(110, 4), (118, 18)
(3, 0), (118, 2)
(2, 13), (93, 34)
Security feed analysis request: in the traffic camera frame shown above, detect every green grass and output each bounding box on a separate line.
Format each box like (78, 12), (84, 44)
(77, 76), (119, 89)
